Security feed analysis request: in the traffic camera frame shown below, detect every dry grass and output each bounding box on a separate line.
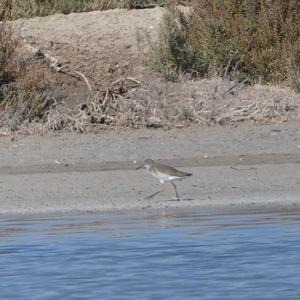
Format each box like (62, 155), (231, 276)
(0, 0), (166, 20)
(2, 68), (299, 135)
(0, 22), (50, 132)
(20, 77), (297, 135)
(43, 77), (156, 133)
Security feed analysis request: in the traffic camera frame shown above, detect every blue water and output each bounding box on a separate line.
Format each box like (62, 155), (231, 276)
(1, 209), (300, 299)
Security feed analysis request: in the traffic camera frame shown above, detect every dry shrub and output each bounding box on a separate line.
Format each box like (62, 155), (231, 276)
(39, 76), (300, 134)
(0, 22), (49, 132)
(43, 77), (158, 132)
(176, 78), (300, 125)
(154, 0), (300, 91)
(139, 78), (300, 126)
(109, 0), (165, 9)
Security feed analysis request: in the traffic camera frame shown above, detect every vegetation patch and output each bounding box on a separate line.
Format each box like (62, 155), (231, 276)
(151, 6), (208, 81)
(153, 0), (300, 91)
(0, 22), (50, 133)
(0, 1), (299, 135)
(0, 0), (166, 20)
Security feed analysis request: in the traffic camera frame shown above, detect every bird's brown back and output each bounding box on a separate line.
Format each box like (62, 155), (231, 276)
(153, 162), (192, 177)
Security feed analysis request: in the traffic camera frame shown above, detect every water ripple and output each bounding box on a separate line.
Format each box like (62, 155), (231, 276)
(0, 209), (300, 299)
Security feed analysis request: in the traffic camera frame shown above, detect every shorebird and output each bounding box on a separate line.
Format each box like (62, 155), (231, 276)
(136, 159), (192, 201)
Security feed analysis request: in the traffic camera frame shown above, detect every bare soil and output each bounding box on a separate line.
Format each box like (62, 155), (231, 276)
(16, 8), (164, 105)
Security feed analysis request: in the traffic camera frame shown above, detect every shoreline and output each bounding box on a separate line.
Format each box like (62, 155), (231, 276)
(1, 122), (300, 218)
(1, 194), (300, 219)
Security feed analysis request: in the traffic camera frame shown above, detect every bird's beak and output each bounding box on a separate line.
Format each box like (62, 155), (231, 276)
(136, 162), (145, 170)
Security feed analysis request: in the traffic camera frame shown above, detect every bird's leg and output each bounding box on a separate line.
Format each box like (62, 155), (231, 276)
(160, 183), (165, 192)
(145, 191), (160, 199)
(145, 183), (164, 200)
(171, 182), (180, 201)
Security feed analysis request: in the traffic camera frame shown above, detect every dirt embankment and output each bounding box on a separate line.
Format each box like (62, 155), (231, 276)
(16, 8), (164, 105)
(11, 7), (300, 132)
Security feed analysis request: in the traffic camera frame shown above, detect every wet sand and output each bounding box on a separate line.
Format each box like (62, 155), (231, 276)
(1, 122), (300, 216)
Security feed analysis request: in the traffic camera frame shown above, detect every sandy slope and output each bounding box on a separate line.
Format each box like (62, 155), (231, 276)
(1, 122), (300, 216)
(16, 7), (164, 105)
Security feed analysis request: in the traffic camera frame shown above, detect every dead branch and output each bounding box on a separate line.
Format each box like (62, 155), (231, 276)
(74, 70), (93, 91)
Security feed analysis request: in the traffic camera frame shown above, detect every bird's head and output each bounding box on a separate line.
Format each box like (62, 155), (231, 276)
(136, 159), (154, 171)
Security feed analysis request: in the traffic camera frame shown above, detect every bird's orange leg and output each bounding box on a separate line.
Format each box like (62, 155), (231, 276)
(145, 183), (165, 200)
(160, 183), (165, 192)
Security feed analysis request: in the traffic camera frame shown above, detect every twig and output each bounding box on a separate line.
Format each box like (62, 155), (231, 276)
(74, 70), (93, 91)
(126, 77), (141, 85)
(221, 76), (249, 98)
(102, 89), (110, 110)
(112, 78), (123, 86)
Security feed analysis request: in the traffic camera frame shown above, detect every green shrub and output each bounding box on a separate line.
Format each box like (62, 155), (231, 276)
(152, 8), (208, 81)
(154, 0), (300, 90)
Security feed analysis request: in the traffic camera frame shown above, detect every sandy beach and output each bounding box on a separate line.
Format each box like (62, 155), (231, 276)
(1, 8), (299, 217)
(0, 122), (300, 216)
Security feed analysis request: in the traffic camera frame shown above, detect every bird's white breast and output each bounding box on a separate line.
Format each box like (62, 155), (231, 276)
(151, 171), (180, 183)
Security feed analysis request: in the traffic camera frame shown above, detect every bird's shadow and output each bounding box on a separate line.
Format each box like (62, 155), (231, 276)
(165, 198), (194, 202)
